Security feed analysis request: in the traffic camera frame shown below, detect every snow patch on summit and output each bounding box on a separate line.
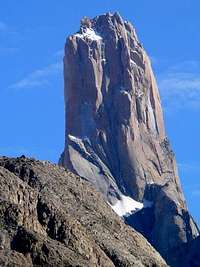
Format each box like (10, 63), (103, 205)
(75, 28), (102, 41)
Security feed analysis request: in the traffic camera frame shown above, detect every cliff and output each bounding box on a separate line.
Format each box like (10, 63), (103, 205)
(59, 12), (199, 266)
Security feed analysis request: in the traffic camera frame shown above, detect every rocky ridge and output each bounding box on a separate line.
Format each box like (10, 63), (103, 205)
(0, 156), (167, 267)
(59, 12), (199, 266)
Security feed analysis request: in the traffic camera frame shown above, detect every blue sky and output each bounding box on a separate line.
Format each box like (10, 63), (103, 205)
(0, 0), (200, 224)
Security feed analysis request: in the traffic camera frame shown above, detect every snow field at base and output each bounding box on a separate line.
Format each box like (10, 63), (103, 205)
(110, 194), (152, 217)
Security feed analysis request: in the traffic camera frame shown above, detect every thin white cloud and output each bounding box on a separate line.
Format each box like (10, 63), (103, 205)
(178, 162), (200, 172)
(9, 62), (62, 90)
(192, 190), (200, 197)
(0, 21), (7, 31)
(157, 61), (200, 110)
(168, 60), (200, 72)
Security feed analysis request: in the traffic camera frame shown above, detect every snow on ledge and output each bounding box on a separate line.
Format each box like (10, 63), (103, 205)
(68, 134), (90, 156)
(130, 59), (137, 66)
(75, 28), (102, 41)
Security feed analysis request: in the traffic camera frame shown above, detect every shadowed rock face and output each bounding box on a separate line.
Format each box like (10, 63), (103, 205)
(0, 156), (167, 267)
(185, 236), (200, 267)
(59, 12), (199, 266)
(163, 235), (200, 267)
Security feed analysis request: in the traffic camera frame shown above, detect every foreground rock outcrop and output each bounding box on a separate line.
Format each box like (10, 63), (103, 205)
(59, 12), (199, 266)
(0, 156), (167, 267)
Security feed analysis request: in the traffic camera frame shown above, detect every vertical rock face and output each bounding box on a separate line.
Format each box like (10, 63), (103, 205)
(60, 13), (199, 265)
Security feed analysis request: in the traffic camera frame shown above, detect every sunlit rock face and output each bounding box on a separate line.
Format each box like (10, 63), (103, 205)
(60, 12), (199, 266)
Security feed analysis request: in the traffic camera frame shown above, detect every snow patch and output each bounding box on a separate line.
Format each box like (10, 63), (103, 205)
(130, 59), (137, 67)
(120, 90), (129, 96)
(75, 28), (102, 41)
(68, 134), (81, 143)
(110, 194), (153, 217)
(68, 134), (90, 156)
(110, 195), (144, 217)
(136, 90), (144, 98)
(147, 180), (155, 185)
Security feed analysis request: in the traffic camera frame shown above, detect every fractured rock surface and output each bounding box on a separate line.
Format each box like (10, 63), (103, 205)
(0, 156), (167, 267)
